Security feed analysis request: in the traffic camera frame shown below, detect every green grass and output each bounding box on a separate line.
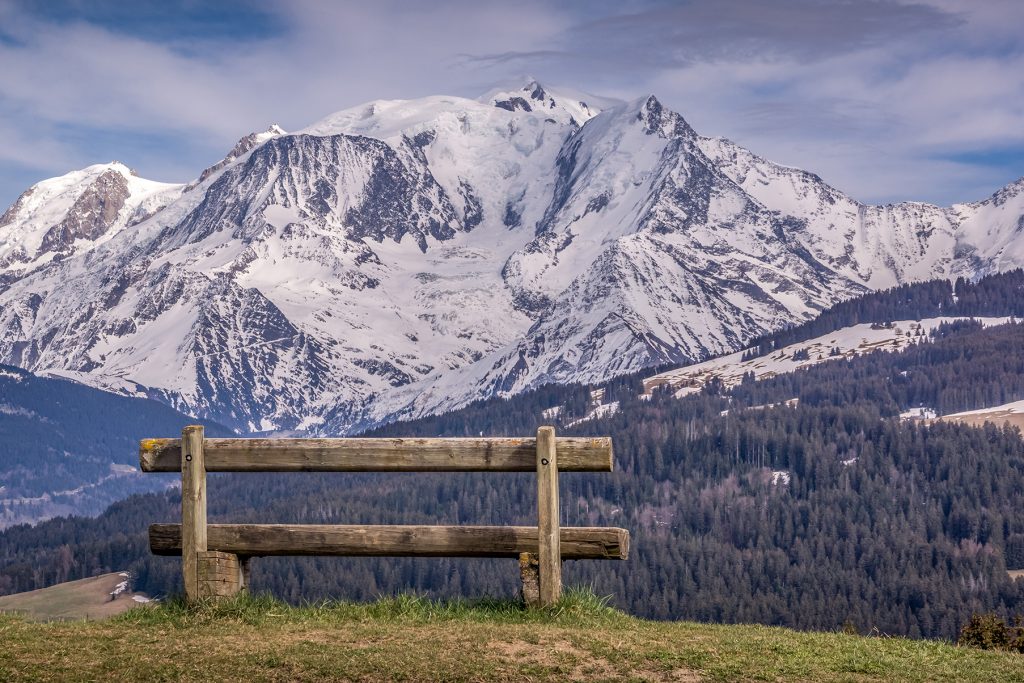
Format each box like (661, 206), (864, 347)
(1, 588), (1021, 681)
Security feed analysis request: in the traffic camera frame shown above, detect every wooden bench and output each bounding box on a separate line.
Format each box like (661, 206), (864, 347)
(140, 426), (629, 607)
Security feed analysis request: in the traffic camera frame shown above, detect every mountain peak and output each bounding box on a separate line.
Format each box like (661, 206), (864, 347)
(0, 162), (182, 283)
(983, 175), (1024, 208)
(104, 160), (129, 173)
(633, 94), (693, 138)
(479, 78), (610, 127)
(196, 124), (287, 183)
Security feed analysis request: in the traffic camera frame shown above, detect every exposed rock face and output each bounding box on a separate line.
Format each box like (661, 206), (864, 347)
(196, 124), (287, 183)
(166, 134), (465, 253)
(1, 82), (1023, 434)
(38, 169), (130, 255)
(0, 162), (183, 287)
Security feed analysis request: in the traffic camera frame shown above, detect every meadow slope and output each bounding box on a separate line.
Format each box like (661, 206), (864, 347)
(1, 592), (1021, 682)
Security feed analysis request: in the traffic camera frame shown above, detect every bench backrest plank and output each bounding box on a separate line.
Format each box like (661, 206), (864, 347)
(140, 436), (613, 472)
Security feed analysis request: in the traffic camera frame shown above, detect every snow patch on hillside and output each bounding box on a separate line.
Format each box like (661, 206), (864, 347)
(945, 399), (1024, 418)
(901, 407), (938, 420)
(566, 401), (620, 428)
(644, 317), (1014, 397)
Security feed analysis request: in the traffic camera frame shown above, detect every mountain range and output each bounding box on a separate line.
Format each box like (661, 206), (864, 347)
(1, 80), (1023, 434)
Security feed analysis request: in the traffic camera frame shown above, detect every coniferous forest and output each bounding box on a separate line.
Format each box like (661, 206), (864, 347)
(3, 272), (1024, 640)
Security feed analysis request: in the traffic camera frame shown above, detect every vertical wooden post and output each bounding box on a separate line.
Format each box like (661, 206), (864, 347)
(181, 425), (207, 603)
(536, 426), (561, 606)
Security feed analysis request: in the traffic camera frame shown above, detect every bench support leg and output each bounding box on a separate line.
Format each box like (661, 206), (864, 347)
(181, 425), (207, 603)
(536, 426), (562, 607)
(519, 552), (540, 607)
(197, 551), (244, 600)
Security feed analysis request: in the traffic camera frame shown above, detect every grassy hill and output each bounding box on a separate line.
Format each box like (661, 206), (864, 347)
(0, 572), (150, 621)
(0, 590), (1021, 682)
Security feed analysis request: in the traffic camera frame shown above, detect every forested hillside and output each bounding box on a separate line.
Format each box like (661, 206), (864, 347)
(3, 315), (1024, 639)
(0, 365), (233, 527)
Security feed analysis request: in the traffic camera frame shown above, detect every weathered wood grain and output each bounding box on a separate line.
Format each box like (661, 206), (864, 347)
(150, 524), (630, 560)
(181, 425), (206, 602)
(536, 426), (561, 606)
(139, 436), (613, 473)
(196, 551), (242, 600)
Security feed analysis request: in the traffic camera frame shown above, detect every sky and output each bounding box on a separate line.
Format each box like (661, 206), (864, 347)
(1, 0), (1022, 209)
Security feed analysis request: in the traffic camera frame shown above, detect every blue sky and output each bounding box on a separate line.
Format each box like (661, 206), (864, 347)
(1, 0), (1022, 209)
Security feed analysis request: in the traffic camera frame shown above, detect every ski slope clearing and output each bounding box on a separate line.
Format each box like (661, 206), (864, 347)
(643, 317), (1013, 397)
(0, 572), (150, 622)
(938, 399), (1024, 431)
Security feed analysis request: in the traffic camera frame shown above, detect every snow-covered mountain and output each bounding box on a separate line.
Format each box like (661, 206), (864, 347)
(1, 80), (1022, 434)
(697, 137), (1024, 288)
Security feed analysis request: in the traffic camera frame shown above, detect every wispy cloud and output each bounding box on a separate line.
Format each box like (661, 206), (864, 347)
(0, 0), (1021, 208)
(483, 0), (959, 68)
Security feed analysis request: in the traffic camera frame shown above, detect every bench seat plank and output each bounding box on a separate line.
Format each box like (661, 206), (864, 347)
(150, 523), (629, 560)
